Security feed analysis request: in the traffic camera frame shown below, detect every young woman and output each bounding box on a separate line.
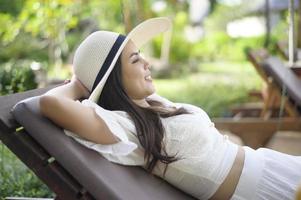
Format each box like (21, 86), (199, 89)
(40, 17), (301, 200)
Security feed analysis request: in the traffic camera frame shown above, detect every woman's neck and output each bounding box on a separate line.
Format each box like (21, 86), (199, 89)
(132, 99), (150, 108)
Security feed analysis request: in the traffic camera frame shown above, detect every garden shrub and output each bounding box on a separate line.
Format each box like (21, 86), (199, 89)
(0, 61), (38, 95)
(0, 143), (54, 197)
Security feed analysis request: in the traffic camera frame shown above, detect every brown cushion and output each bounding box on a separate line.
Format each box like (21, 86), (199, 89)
(12, 96), (195, 200)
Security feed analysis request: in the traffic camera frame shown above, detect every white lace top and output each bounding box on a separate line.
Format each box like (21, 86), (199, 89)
(64, 94), (238, 199)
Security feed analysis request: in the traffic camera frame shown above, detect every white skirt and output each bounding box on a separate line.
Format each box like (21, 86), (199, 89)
(231, 146), (301, 200)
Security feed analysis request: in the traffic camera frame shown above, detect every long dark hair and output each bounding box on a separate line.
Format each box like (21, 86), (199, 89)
(97, 57), (188, 174)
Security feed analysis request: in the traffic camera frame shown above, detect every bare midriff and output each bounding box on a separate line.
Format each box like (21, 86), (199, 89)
(209, 146), (245, 200)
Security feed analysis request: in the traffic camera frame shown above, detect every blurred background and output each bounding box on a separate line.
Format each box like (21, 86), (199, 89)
(0, 0), (296, 197)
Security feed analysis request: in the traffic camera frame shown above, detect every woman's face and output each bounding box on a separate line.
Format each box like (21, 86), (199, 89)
(120, 40), (155, 100)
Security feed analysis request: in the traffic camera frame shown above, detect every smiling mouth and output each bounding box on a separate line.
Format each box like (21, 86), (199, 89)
(145, 75), (152, 81)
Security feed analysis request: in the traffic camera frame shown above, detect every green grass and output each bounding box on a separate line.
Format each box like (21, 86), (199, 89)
(154, 61), (263, 117)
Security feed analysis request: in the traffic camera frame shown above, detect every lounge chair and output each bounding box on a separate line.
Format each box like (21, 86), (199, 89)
(261, 56), (301, 116)
(237, 48), (301, 118)
(213, 50), (301, 150)
(0, 86), (195, 200)
(244, 48), (284, 118)
(276, 40), (301, 62)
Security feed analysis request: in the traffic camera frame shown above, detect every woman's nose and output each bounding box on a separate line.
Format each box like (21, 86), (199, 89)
(143, 58), (150, 70)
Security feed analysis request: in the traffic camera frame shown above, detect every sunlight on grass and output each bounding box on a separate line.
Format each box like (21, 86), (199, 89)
(154, 61), (263, 117)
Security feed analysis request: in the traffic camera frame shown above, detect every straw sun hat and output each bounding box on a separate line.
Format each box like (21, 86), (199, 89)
(73, 17), (172, 103)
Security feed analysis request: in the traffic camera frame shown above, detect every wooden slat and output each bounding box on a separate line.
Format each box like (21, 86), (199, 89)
(0, 123), (89, 199)
(263, 57), (301, 108)
(78, 189), (95, 200)
(230, 102), (263, 118)
(246, 48), (270, 83)
(41, 161), (83, 199)
(291, 66), (301, 77)
(0, 123), (49, 164)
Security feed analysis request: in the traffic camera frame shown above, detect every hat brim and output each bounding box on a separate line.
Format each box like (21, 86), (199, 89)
(88, 17), (172, 102)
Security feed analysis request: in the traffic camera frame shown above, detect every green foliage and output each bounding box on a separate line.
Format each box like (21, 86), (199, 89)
(0, 0), (79, 43)
(0, 0), (128, 78)
(169, 12), (191, 63)
(0, 62), (38, 95)
(0, 33), (48, 63)
(0, 0), (24, 16)
(155, 61), (262, 117)
(0, 143), (54, 197)
(157, 79), (249, 117)
(191, 32), (266, 62)
(169, 35), (192, 63)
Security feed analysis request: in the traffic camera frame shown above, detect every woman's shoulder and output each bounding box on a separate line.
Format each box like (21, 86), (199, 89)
(147, 93), (175, 107)
(147, 93), (212, 124)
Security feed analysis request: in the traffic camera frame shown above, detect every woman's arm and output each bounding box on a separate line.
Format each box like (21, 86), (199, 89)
(44, 75), (90, 100)
(40, 95), (119, 144)
(40, 75), (119, 145)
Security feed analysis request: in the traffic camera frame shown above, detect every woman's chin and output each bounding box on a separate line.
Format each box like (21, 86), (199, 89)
(147, 86), (156, 96)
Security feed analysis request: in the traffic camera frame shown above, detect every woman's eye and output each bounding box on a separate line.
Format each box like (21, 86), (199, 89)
(132, 58), (139, 64)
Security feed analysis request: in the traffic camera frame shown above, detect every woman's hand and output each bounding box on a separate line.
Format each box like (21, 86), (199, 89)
(71, 75), (90, 99)
(43, 75), (90, 100)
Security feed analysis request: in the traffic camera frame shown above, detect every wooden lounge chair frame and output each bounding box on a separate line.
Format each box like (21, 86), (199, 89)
(246, 48), (299, 118)
(246, 48), (283, 118)
(213, 49), (301, 149)
(261, 56), (301, 116)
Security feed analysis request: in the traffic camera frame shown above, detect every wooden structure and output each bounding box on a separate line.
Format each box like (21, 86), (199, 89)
(245, 48), (301, 118)
(214, 118), (301, 149)
(262, 56), (301, 116)
(246, 48), (278, 119)
(213, 48), (301, 149)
